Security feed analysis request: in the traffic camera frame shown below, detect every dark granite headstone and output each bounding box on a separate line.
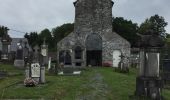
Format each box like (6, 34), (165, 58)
(16, 44), (23, 60)
(14, 40), (25, 68)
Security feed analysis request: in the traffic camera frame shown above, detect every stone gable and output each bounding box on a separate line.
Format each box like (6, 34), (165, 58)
(57, 0), (131, 67)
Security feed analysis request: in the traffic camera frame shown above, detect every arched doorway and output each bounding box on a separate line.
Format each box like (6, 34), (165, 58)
(86, 33), (102, 66)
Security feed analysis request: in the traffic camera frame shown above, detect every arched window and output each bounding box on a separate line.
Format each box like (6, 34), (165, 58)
(75, 46), (82, 59)
(86, 33), (102, 50)
(64, 51), (71, 65)
(59, 50), (72, 65)
(59, 51), (64, 63)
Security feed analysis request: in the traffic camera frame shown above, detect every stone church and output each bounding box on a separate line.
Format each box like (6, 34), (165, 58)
(57, 0), (130, 67)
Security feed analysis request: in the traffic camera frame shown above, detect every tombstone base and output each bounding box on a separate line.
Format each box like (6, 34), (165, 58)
(135, 76), (163, 100)
(14, 60), (25, 68)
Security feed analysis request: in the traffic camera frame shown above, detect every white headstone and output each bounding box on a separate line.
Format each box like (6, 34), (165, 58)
(31, 63), (40, 77)
(41, 49), (47, 56)
(48, 57), (51, 70)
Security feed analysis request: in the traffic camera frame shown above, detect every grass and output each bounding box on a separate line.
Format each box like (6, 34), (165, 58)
(0, 64), (170, 100)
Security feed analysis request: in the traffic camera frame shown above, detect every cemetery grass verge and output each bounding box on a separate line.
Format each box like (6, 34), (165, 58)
(0, 64), (170, 100)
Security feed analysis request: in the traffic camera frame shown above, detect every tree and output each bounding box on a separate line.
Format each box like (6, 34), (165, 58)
(52, 23), (74, 44)
(138, 14), (168, 37)
(112, 17), (139, 47)
(39, 29), (54, 51)
(24, 32), (39, 48)
(0, 26), (8, 37)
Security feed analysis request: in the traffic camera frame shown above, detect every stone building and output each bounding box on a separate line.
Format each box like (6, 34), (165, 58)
(57, 0), (130, 67)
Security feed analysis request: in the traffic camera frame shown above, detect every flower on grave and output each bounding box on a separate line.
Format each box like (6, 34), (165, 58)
(24, 78), (38, 87)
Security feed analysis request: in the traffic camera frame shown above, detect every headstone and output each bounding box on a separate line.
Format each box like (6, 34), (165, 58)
(40, 38), (48, 65)
(31, 63), (40, 82)
(48, 57), (51, 70)
(39, 39), (47, 83)
(117, 54), (129, 73)
(1, 27), (12, 61)
(162, 57), (170, 84)
(135, 30), (164, 100)
(23, 42), (29, 65)
(14, 40), (25, 68)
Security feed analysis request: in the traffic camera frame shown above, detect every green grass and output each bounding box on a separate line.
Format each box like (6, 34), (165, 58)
(0, 64), (170, 100)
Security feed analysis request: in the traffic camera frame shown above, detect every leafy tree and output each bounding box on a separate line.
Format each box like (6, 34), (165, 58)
(52, 23), (74, 44)
(138, 14), (168, 37)
(24, 32), (39, 48)
(112, 17), (139, 47)
(38, 29), (54, 50)
(0, 26), (8, 37)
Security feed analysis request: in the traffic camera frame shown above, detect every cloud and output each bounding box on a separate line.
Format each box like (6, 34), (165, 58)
(0, 0), (169, 38)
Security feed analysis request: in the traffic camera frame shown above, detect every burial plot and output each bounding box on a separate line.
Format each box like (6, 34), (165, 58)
(58, 50), (81, 76)
(24, 44), (46, 86)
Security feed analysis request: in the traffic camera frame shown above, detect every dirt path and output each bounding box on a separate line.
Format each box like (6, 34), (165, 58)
(76, 71), (112, 100)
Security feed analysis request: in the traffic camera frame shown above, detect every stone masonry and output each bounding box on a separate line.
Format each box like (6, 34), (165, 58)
(57, 0), (131, 67)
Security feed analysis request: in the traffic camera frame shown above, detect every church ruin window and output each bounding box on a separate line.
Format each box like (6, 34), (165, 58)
(75, 46), (82, 59)
(59, 51), (65, 63)
(59, 50), (72, 65)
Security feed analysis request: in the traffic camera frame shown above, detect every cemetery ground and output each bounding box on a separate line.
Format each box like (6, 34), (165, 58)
(0, 64), (170, 100)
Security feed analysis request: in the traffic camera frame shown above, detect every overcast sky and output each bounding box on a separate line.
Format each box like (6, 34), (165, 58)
(0, 0), (170, 38)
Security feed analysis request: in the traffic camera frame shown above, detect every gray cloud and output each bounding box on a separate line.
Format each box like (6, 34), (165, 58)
(0, 0), (169, 38)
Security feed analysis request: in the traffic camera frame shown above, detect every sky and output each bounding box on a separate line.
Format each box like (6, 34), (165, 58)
(0, 0), (170, 38)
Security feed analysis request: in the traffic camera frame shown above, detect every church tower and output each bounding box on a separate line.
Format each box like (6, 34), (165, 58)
(57, 0), (130, 67)
(73, 0), (114, 36)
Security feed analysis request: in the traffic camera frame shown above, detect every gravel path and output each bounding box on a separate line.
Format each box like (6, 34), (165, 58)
(76, 72), (112, 100)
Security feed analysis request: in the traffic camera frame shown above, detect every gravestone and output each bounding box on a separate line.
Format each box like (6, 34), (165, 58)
(117, 54), (129, 73)
(31, 63), (40, 82)
(14, 40), (25, 68)
(24, 44), (46, 85)
(48, 57), (51, 70)
(135, 30), (164, 100)
(39, 39), (47, 83)
(162, 56), (170, 84)
(23, 42), (29, 65)
(1, 27), (12, 61)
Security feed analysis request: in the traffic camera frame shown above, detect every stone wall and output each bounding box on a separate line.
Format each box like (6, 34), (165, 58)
(57, 0), (131, 67)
